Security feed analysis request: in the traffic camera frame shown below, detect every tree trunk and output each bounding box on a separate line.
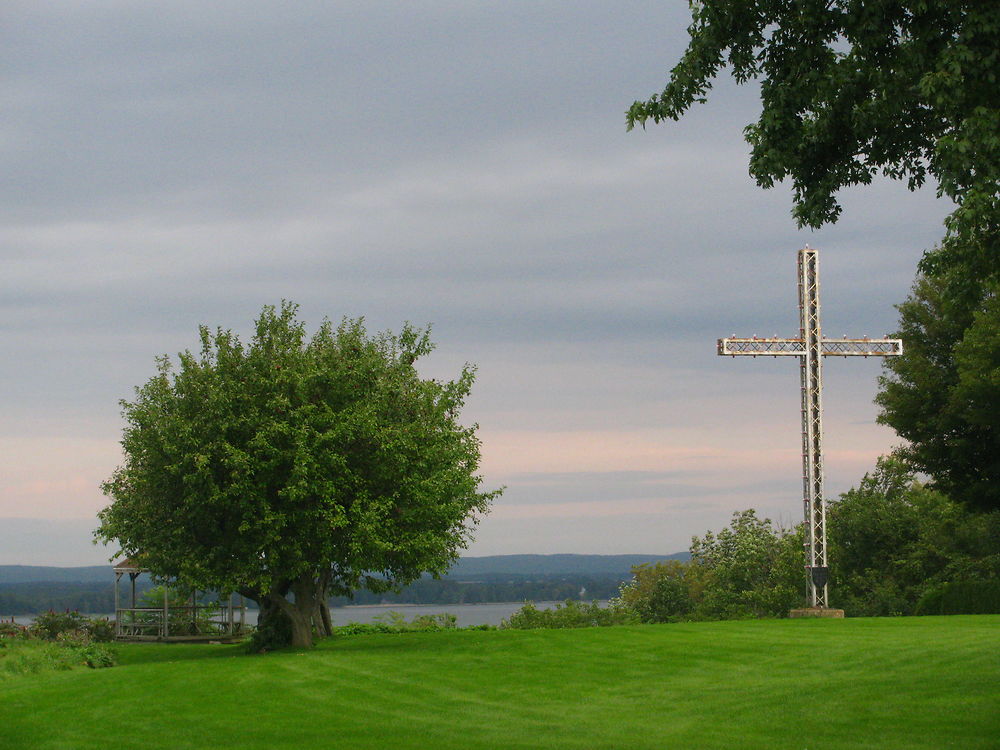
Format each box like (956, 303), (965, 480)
(314, 568), (334, 637)
(282, 574), (323, 648)
(319, 598), (334, 636)
(247, 574), (331, 649)
(285, 604), (314, 648)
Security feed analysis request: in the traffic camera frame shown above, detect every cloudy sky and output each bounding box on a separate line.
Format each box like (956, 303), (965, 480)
(2, 1), (950, 566)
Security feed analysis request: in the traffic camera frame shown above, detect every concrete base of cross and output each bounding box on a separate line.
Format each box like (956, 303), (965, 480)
(789, 607), (845, 618)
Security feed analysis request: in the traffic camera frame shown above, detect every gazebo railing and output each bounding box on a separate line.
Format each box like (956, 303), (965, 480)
(112, 558), (247, 640)
(115, 601), (247, 640)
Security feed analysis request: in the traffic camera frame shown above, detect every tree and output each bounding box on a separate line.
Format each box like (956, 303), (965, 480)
(97, 303), (499, 648)
(688, 510), (804, 618)
(627, 1), (999, 277)
(609, 513), (798, 623)
(875, 271), (1000, 511)
(616, 559), (703, 623)
(826, 454), (999, 615)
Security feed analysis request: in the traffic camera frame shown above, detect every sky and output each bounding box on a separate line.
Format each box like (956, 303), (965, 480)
(1, 1), (951, 566)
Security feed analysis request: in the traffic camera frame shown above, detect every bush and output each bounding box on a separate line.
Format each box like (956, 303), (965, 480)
(74, 642), (117, 669)
(0, 621), (29, 640)
(371, 611), (457, 631)
(0, 616), (118, 674)
(55, 629), (91, 646)
(690, 510), (805, 619)
(827, 457), (1000, 616)
(0, 638), (116, 675)
(915, 579), (1000, 615)
(617, 561), (700, 623)
(30, 611), (88, 640)
(333, 611), (465, 637)
(407, 613), (458, 630)
(0, 641), (77, 675)
(334, 622), (400, 636)
(247, 603), (293, 653)
(84, 617), (115, 642)
(500, 600), (633, 630)
(18, 612), (116, 643)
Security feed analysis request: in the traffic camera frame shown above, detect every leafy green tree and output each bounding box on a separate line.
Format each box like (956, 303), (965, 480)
(616, 560), (703, 623)
(617, 512), (803, 622)
(689, 510), (804, 619)
(628, 1), (999, 276)
(875, 272), (1000, 512)
(97, 303), (498, 648)
(827, 454), (999, 615)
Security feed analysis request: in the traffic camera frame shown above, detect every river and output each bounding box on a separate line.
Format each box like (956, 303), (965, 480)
(7, 600), (597, 629)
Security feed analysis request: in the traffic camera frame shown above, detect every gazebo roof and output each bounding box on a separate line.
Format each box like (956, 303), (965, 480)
(112, 556), (147, 574)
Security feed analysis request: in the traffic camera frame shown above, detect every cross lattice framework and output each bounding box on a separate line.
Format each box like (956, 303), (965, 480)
(717, 247), (902, 608)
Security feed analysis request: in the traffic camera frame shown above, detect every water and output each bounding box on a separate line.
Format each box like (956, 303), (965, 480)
(327, 601), (573, 628)
(6, 600), (596, 629)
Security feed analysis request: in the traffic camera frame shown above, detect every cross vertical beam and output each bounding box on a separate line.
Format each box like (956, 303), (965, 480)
(718, 247), (902, 608)
(798, 248), (827, 607)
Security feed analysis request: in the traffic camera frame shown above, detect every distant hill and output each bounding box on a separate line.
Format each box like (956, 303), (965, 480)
(442, 553), (689, 579)
(0, 565), (112, 585)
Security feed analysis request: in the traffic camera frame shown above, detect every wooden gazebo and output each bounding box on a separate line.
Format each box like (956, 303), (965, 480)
(113, 558), (247, 642)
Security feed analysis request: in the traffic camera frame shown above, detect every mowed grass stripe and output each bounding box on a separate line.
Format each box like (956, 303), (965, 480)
(1, 616), (996, 749)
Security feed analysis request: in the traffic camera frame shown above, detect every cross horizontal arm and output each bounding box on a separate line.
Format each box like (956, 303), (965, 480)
(718, 337), (902, 357)
(820, 338), (902, 356)
(718, 338), (804, 356)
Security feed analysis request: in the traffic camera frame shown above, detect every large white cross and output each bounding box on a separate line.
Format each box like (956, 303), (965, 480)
(718, 247), (902, 608)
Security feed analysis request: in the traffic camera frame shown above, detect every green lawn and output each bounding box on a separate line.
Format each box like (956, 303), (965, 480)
(2, 616), (997, 749)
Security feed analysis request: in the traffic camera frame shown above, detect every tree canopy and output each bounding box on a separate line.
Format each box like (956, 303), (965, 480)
(613, 510), (804, 622)
(827, 454), (1000, 615)
(628, 1), (999, 275)
(97, 303), (499, 647)
(875, 271), (1000, 512)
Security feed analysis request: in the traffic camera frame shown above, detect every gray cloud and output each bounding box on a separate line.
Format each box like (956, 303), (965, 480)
(495, 469), (797, 505)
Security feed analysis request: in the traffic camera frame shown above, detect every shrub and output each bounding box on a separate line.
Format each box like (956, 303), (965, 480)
(247, 605), (293, 653)
(0, 639), (116, 674)
(407, 613), (458, 630)
(370, 611), (457, 631)
(690, 510), (805, 619)
(333, 611), (464, 637)
(0, 621), (29, 640)
(0, 622), (117, 674)
(826, 458), (1000, 616)
(915, 579), (1000, 615)
(0, 641), (77, 675)
(84, 617), (115, 642)
(30, 611), (88, 641)
(55, 629), (91, 646)
(500, 600), (633, 630)
(23, 612), (115, 643)
(333, 622), (399, 636)
(616, 561), (700, 623)
(74, 642), (117, 669)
